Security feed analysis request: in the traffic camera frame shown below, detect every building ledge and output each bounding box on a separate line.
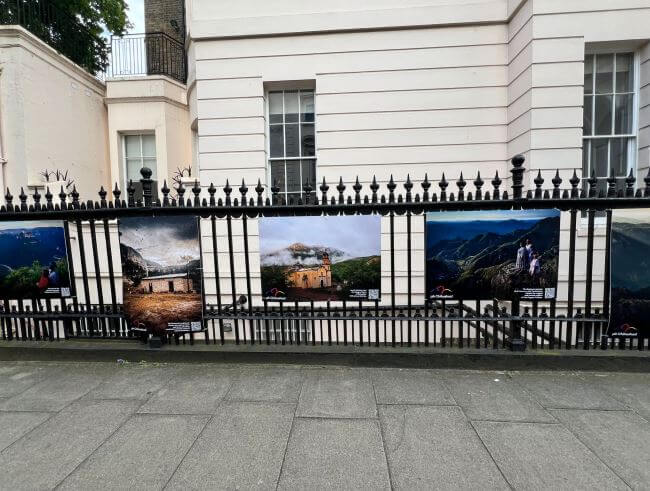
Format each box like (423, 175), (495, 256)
(190, 1), (508, 40)
(105, 75), (188, 108)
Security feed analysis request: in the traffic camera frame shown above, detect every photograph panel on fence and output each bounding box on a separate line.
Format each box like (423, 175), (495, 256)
(119, 216), (203, 334)
(0, 220), (72, 299)
(259, 215), (381, 302)
(425, 209), (561, 300)
(608, 209), (649, 338)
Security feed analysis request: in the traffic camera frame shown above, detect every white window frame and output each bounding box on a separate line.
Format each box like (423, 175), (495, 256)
(582, 50), (640, 186)
(265, 89), (316, 201)
(121, 132), (157, 189)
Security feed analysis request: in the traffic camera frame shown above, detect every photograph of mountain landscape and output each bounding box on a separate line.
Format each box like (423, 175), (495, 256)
(259, 215), (381, 302)
(0, 220), (71, 299)
(426, 209), (560, 300)
(119, 216), (203, 334)
(608, 210), (649, 338)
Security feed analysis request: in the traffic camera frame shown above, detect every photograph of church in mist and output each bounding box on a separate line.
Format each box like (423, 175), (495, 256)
(259, 216), (381, 302)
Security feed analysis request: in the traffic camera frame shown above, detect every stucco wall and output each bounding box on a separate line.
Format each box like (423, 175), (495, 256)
(189, 0), (650, 320)
(105, 76), (192, 191)
(0, 26), (110, 199)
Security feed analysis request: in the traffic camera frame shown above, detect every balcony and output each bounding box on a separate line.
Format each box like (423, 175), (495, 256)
(107, 32), (187, 84)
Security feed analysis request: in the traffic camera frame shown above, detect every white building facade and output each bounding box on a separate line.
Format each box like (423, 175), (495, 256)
(181, 0), (650, 321)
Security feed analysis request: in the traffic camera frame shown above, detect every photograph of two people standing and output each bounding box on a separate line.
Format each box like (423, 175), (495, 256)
(515, 238), (542, 279)
(426, 209), (561, 300)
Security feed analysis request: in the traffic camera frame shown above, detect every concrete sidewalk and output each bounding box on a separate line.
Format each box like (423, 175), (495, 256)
(0, 362), (648, 490)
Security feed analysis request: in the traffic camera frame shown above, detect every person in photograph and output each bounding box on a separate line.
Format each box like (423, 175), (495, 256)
(36, 268), (50, 292)
(525, 239), (534, 263)
(48, 262), (60, 287)
(515, 241), (527, 271)
(529, 253), (541, 277)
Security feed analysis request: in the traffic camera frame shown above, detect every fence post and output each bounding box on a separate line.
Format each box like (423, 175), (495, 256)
(509, 154), (527, 351)
(140, 167), (153, 206)
(509, 297), (526, 351)
(510, 154), (525, 199)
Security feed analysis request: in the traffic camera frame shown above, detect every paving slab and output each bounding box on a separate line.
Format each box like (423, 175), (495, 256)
(0, 362), (57, 397)
(59, 414), (208, 490)
(297, 368), (377, 418)
(226, 367), (303, 403)
(0, 364), (108, 411)
(0, 411), (51, 452)
(167, 402), (295, 490)
(473, 421), (629, 490)
(87, 363), (179, 400)
(372, 369), (455, 405)
(552, 409), (650, 489)
(0, 398), (139, 490)
(510, 371), (626, 410)
(441, 371), (555, 422)
(379, 405), (508, 490)
(138, 366), (234, 414)
(277, 418), (391, 490)
(585, 372), (650, 421)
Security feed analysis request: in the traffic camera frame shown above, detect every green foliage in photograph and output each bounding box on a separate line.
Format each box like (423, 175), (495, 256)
(261, 265), (290, 294)
(331, 256), (381, 296)
(0, 258), (68, 298)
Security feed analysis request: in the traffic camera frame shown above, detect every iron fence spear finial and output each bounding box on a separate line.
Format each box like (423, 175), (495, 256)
(492, 170), (502, 200)
(569, 169), (580, 198)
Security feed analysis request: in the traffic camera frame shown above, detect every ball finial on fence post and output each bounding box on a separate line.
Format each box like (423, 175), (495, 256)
(510, 154), (525, 200)
(140, 166), (153, 207)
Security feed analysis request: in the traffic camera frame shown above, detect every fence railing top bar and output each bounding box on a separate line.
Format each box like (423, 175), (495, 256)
(110, 31), (185, 46)
(2, 156), (650, 220)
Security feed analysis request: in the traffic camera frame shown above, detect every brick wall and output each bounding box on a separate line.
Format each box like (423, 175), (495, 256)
(144, 0), (185, 43)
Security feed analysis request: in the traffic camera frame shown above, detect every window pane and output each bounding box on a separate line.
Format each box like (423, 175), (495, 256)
(583, 96), (592, 136)
(301, 159), (316, 188)
(143, 158), (157, 179)
(300, 91), (315, 122)
(591, 138), (609, 177)
(610, 138), (629, 176)
(285, 192), (301, 204)
(142, 134), (156, 157)
(301, 123), (315, 157)
(284, 91), (299, 123)
(594, 95), (612, 135)
(286, 160), (301, 192)
(615, 94), (633, 134)
(125, 135), (141, 158)
(270, 124), (284, 157)
(285, 123), (299, 156)
(615, 53), (634, 93)
(270, 160), (286, 193)
(269, 92), (283, 124)
(595, 54), (613, 93)
(584, 55), (593, 94)
(126, 158), (142, 181)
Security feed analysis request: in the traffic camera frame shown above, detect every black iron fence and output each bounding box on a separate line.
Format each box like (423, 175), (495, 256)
(107, 32), (187, 83)
(0, 157), (648, 352)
